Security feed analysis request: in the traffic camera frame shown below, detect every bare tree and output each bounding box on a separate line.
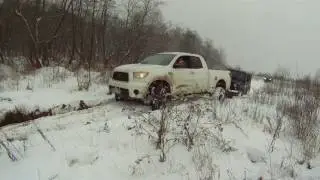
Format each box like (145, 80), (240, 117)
(14, 0), (72, 68)
(0, 0), (226, 70)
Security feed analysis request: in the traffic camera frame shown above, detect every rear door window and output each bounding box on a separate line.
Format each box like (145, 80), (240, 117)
(189, 56), (203, 69)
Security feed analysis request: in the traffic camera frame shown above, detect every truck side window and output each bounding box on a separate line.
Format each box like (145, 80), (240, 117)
(190, 56), (203, 69)
(173, 56), (188, 69)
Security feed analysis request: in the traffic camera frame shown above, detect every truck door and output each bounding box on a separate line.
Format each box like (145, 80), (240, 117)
(189, 56), (208, 93)
(171, 56), (194, 95)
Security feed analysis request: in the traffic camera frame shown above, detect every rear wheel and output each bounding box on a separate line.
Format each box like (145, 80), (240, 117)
(213, 86), (226, 102)
(115, 94), (122, 101)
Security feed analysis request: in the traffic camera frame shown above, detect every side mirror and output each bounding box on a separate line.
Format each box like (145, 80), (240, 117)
(173, 64), (180, 69)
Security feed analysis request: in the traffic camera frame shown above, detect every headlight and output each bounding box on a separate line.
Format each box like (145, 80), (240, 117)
(133, 72), (149, 79)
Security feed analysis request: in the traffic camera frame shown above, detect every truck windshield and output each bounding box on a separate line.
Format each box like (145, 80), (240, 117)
(139, 54), (175, 66)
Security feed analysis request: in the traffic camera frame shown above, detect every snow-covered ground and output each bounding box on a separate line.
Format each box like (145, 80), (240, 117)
(0, 66), (319, 180)
(0, 66), (112, 116)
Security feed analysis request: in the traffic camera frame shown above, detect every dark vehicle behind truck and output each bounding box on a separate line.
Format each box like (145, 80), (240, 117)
(226, 68), (252, 97)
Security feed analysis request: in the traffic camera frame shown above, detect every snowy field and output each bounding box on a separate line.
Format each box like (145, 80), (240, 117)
(0, 66), (319, 180)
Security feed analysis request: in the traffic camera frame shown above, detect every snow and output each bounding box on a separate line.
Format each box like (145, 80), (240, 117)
(250, 76), (265, 93)
(0, 66), (319, 180)
(246, 147), (266, 163)
(0, 66), (111, 116)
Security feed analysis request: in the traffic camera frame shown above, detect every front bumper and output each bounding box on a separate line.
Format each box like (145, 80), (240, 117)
(108, 78), (148, 100)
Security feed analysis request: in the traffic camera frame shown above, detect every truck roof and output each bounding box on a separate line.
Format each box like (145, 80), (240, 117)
(157, 51), (228, 70)
(158, 52), (200, 56)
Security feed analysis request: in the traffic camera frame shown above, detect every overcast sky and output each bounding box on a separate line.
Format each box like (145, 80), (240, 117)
(161, 0), (320, 75)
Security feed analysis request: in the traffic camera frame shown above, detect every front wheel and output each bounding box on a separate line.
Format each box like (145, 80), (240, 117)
(147, 83), (169, 111)
(213, 86), (226, 102)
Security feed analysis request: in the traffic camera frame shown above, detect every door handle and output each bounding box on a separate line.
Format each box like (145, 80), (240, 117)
(190, 71), (195, 74)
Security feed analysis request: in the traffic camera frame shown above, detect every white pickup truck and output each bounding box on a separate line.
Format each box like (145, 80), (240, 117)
(108, 52), (231, 110)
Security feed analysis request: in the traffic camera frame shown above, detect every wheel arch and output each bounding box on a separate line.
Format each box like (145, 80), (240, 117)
(216, 79), (226, 89)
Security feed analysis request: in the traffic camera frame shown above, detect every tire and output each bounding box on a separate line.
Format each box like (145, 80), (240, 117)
(115, 94), (122, 101)
(148, 83), (169, 111)
(151, 99), (161, 111)
(213, 86), (226, 102)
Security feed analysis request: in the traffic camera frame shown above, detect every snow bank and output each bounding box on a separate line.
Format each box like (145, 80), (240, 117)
(0, 66), (111, 117)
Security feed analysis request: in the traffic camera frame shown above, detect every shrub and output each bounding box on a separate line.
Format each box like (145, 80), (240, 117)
(0, 107), (52, 127)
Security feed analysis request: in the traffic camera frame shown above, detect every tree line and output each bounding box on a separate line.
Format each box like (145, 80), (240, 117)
(0, 0), (226, 70)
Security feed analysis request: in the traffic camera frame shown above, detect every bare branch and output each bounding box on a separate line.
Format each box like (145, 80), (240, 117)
(15, 9), (36, 44)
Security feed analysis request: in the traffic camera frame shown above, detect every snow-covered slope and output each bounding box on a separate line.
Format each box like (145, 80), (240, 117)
(0, 66), (111, 116)
(0, 67), (319, 180)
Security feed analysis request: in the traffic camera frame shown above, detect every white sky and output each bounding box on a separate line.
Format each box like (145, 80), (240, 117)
(161, 0), (320, 75)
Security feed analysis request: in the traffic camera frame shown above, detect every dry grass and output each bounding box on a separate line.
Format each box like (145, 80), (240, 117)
(255, 76), (320, 161)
